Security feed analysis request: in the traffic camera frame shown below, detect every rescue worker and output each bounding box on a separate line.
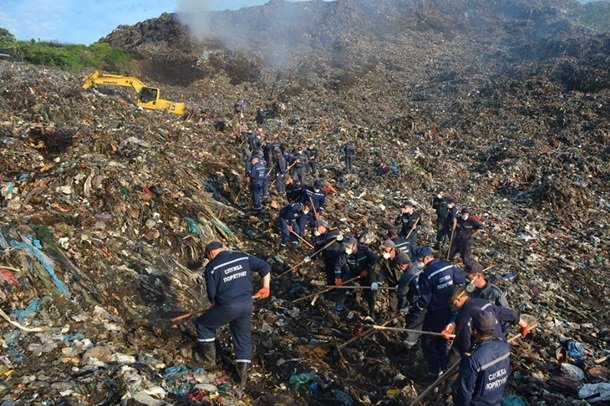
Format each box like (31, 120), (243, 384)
(432, 189), (449, 250)
(255, 108), (265, 126)
(247, 130), (262, 154)
(452, 311), (511, 406)
(375, 240), (411, 313)
(396, 251), (425, 349)
(285, 177), (303, 203)
(274, 147), (288, 194)
(388, 228), (415, 259)
(340, 141), (356, 174)
(301, 179), (326, 217)
(297, 202), (316, 239)
(306, 141), (319, 176)
(304, 220), (344, 285)
(194, 241), (271, 387)
(264, 136), (280, 172)
(444, 198), (458, 243)
(394, 200), (421, 246)
(248, 153), (267, 212)
(334, 237), (378, 321)
(446, 287), (530, 357)
(278, 202), (305, 250)
(401, 247), (465, 378)
(290, 146), (309, 185)
(465, 262), (509, 308)
(449, 208), (484, 268)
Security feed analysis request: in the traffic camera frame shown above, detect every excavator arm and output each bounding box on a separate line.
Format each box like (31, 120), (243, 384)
(82, 70), (145, 92)
(82, 70), (185, 116)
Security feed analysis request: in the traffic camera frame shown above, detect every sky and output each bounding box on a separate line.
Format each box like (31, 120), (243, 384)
(0, 0), (269, 45)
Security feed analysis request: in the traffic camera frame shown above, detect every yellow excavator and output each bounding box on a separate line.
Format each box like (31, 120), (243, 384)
(82, 70), (185, 116)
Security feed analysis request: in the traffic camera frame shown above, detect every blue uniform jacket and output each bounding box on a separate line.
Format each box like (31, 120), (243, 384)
(204, 251), (271, 307)
(410, 258), (465, 313)
(453, 338), (511, 406)
(279, 203), (302, 221)
(249, 161), (267, 186)
(312, 229), (343, 267)
(334, 244), (377, 279)
(455, 217), (484, 241)
(392, 235), (415, 259)
(301, 185), (326, 212)
(394, 211), (421, 237)
(275, 153), (288, 173)
(397, 263), (422, 308)
(472, 283), (510, 308)
(454, 298), (519, 355)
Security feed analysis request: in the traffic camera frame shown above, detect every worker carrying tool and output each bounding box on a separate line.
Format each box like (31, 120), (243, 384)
(447, 287), (531, 357)
(452, 310), (512, 406)
(193, 241), (271, 387)
(375, 239), (411, 312)
(401, 247), (465, 379)
(334, 237), (378, 321)
(394, 200), (422, 246)
(305, 220), (344, 285)
(448, 207), (484, 268)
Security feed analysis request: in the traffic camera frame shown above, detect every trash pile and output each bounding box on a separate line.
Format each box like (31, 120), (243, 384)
(2, 0), (610, 404)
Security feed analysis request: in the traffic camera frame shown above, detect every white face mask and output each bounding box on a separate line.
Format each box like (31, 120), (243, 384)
(462, 214), (469, 220)
(345, 248), (353, 255)
(417, 262), (424, 270)
(314, 230), (321, 237)
(382, 252), (391, 260)
(466, 280), (476, 293)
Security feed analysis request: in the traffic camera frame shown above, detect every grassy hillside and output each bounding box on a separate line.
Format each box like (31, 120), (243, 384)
(0, 27), (131, 71)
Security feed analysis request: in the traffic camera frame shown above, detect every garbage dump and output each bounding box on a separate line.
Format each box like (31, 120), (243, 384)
(1, 0), (609, 404)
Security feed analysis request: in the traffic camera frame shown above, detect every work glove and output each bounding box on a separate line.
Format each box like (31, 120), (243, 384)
(303, 256), (312, 263)
(335, 278), (343, 287)
(359, 270), (369, 278)
(400, 307), (410, 316)
(288, 226), (294, 233)
(336, 234), (344, 242)
(520, 323), (532, 338)
(370, 282), (379, 291)
(441, 323), (456, 340)
(254, 287), (270, 299)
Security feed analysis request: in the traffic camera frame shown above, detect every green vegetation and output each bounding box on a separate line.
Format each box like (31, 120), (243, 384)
(0, 27), (131, 71)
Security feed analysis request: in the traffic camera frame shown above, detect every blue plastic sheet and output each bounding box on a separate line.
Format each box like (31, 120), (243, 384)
(288, 372), (317, 389)
(10, 239), (71, 298)
(565, 339), (585, 361)
(3, 330), (23, 363)
(502, 395), (527, 406)
(184, 217), (202, 236)
(331, 389), (354, 406)
(10, 297), (49, 324)
(163, 364), (206, 397)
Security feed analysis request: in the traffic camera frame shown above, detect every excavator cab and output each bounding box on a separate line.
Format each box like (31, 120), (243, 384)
(138, 87), (159, 104)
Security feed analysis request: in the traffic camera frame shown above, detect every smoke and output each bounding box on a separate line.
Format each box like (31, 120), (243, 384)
(176, 0), (212, 42)
(176, 0), (326, 69)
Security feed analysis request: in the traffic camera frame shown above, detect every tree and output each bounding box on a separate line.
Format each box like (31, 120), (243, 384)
(0, 28), (16, 48)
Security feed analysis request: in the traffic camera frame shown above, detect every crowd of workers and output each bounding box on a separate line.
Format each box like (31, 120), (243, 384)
(190, 110), (532, 405)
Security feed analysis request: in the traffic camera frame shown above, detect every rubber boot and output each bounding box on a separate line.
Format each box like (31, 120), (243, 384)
(236, 362), (248, 388)
(194, 342), (216, 370)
